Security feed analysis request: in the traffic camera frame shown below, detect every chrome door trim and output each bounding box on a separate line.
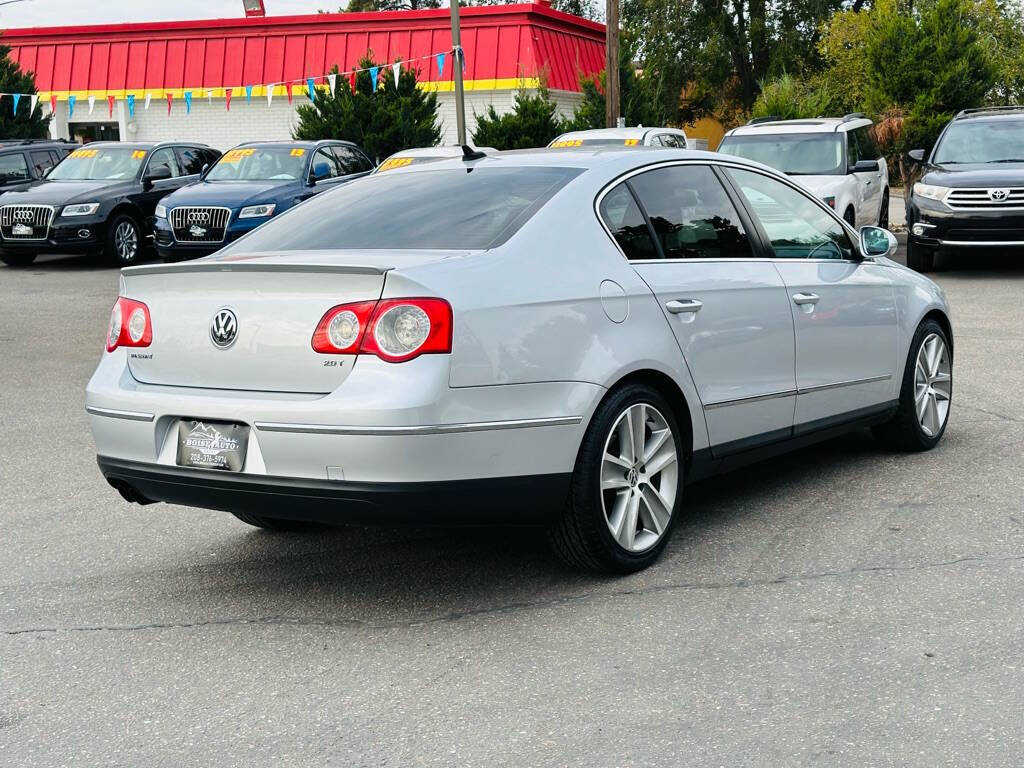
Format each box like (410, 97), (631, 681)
(254, 415), (583, 436)
(86, 405), (156, 422)
(703, 374), (892, 410)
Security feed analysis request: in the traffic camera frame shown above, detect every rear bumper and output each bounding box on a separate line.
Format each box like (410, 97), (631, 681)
(98, 456), (570, 524)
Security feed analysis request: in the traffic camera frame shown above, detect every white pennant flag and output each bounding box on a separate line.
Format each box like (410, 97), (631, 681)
(88, 95), (96, 114)
(266, 84), (274, 107)
(144, 93), (152, 110)
(207, 89), (213, 104)
(392, 62), (400, 88)
(30, 94), (38, 114)
(327, 73), (337, 95)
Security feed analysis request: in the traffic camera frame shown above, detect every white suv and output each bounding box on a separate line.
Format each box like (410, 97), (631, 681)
(717, 114), (889, 228)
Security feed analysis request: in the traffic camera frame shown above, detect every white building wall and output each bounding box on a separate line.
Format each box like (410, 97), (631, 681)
(49, 87), (585, 155)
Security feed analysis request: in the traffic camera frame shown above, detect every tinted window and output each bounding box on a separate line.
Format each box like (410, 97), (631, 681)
(176, 147), (207, 175)
(729, 168), (854, 260)
(332, 146), (372, 174)
(598, 182), (658, 261)
(204, 149), (222, 166)
(0, 153), (30, 184)
(29, 150), (55, 177)
(147, 148), (180, 178)
(220, 166), (581, 252)
(846, 130), (860, 168)
(854, 126), (881, 160)
(660, 134), (681, 148)
(931, 118), (1024, 164)
(719, 133), (845, 175)
(310, 148), (341, 181)
(628, 165), (753, 259)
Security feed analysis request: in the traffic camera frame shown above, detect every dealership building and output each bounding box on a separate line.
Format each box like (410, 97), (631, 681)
(3, 3), (605, 154)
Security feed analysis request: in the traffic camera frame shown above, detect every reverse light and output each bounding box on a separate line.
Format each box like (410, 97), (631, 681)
(238, 203), (276, 219)
(106, 297), (152, 352)
(62, 202), (100, 217)
(913, 183), (951, 203)
(311, 298), (452, 362)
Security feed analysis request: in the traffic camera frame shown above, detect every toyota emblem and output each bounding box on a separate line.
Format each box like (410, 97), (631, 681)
(188, 210), (211, 224)
(989, 188), (1010, 202)
(210, 308), (238, 349)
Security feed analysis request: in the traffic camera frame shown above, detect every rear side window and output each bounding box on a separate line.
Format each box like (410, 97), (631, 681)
(332, 146), (372, 174)
(0, 153), (30, 184)
(598, 182), (658, 261)
(176, 147), (207, 175)
(853, 126), (882, 161)
(626, 165), (753, 260)
(30, 150), (55, 177)
(221, 166), (582, 252)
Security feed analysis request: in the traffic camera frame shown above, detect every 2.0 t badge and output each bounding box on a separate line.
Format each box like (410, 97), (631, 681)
(210, 308), (238, 349)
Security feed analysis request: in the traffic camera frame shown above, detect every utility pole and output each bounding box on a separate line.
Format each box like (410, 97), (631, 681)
(450, 0), (468, 145)
(605, 0), (620, 128)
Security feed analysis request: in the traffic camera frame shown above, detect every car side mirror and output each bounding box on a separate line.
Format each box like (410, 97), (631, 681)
(849, 159), (880, 174)
(859, 225), (897, 259)
(309, 161), (331, 185)
(144, 165), (173, 188)
(907, 149), (926, 163)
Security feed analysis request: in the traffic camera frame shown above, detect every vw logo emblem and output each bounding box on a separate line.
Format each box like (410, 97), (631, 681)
(210, 308), (238, 349)
(626, 468), (639, 488)
(188, 210), (211, 224)
(13, 209), (33, 222)
(989, 188), (1010, 202)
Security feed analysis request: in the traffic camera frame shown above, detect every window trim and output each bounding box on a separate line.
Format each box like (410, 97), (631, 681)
(593, 158), (865, 265)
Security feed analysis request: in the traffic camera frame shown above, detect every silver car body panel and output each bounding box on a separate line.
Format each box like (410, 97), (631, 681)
(87, 148), (951, 503)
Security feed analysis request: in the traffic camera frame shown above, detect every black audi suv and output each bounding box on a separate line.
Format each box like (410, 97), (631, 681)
(907, 106), (1024, 271)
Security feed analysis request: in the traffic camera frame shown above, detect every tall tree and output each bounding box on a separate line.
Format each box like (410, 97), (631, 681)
(0, 44), (50, 140)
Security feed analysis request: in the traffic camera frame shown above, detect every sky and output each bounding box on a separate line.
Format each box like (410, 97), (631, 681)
(0, 0), (334, 28)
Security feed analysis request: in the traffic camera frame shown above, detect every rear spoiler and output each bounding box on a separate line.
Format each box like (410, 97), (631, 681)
(122, 262), (392, 277)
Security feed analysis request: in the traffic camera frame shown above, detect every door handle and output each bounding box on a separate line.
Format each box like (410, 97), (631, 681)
(792, 293), (820, 306)
(865, 179), (874, 186)
(666, 299), (703, 314)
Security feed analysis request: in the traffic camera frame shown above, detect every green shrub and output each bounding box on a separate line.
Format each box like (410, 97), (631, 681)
(471, 87), (566, 150)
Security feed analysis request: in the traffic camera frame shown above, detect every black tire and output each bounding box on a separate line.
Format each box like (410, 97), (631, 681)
(844, 206), (856, 227)
(548, 383), (685, 574)
(0, 251), (37, 267)
(873, 318), (952, 452)
(230, 511), (323, 531)
(906, 238), (935, 272)
(878, 190), (889, 229)
(103, 213), (142, 267)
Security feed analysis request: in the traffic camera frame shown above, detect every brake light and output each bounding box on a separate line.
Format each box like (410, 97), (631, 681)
(312, 298), (452, 362)
(106, 297), (152, 352)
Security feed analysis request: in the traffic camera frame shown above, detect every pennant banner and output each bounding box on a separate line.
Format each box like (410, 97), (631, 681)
(226, 88), (233, 111)
(266, 85), (274, 107)
(144, 93), (151, 111)
(436, 52), (446, 78)
(393, 62), (400, 88)
(66, 94), (74, 118)
(185, 91), (192, 114)
(307, 78), (316, 101)
(12, 93), (21, 115)
(286, 83), (293, 105)
(245, 85), (253, 103)
(30, 94), (38, 115)
(328, 73), (337, 95)
(108, 95), (115, 118)
(126, 93), (135, 118)
(88, 95), (96, 114)
(49, 94), (57, 113)
(349, 71), (356, 93)
(166, 93), (173, 115)
(369, 67), (379, 91)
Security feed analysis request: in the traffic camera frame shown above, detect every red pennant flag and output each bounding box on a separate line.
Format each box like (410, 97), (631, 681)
(286, 83), (293, 105)
(166, 93), (173, 115)
(107, 95), (115, 118)
(49, 94), (57, 113)
(349, 71), (356, 93)
(226, 88), (233, 111)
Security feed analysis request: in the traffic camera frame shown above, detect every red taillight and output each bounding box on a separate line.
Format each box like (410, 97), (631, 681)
(311, 298), (453, 362)
(106, 297), (152, 352)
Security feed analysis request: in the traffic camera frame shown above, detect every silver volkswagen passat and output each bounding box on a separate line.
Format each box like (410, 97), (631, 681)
(87, 148), (953, 573)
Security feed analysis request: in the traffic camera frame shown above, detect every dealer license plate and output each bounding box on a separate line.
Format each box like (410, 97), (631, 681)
(176, 419), (249, 472)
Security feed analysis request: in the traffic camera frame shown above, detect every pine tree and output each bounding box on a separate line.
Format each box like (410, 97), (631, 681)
(0, 44), (50, 139)
(471, 88), (566, 150)
(293, 57), (440, 162)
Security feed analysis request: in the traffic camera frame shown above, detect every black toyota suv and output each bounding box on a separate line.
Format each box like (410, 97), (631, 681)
(906, 106), (1024, 271)
(0, 139), (76, 192)
(0, 141), (220, 268)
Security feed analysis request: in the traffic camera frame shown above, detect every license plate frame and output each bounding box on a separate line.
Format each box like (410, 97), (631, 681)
(175, 419), (250, 472)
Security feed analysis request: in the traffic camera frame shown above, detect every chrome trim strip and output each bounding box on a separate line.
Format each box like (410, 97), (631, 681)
(122, 263), (392, 276)
(938, 239), (1024, 246)
(254, 416), (583, 436)
(703, 374), (892, 410)
(86, 406), (156, 422)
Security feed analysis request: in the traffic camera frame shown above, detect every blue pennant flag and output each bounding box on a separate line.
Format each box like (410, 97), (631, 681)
(68, 94), (76, 118)
(436, 52), (446, 78)
(126, 93), (135, 118)
(370, 67), (379, 91)
(245, 85), (254, 103)
(11, 93), (20, 115)
(184, 91), (192, 114)
(458, 47), (466, 73)
(307, 78), (316, 101)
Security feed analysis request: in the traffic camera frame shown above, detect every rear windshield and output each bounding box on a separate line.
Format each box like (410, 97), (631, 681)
(221, 166), (582, 252)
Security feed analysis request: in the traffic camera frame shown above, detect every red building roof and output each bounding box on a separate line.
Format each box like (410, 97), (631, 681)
(1, 4), (605, 101)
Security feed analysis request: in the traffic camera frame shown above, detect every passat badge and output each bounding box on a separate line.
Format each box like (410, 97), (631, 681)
(210, 308), (238, 349)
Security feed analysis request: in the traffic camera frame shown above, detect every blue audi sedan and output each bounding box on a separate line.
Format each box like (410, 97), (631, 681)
(153, 140), (373, 262)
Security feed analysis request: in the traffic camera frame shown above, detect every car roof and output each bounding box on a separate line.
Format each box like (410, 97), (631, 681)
(726, 116), (871, 137)
(69, 141), (210, 150)
(236, 139), (360, 150)
(382, 146), (498, 159)
(554, 127), (684, 141)
(952, 106), (1024, 121)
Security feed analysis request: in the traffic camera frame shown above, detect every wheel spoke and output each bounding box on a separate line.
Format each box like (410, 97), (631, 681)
(925, 393), (940, 436)
(916, 388), (930, 422)
(642, 426), (670, 465)
(618, 493), (640, 549)
(601, 458), (630, 490)
(645, 443), (677, 477)
(627, 405), (646, 466)
(640, 485), (672, 535)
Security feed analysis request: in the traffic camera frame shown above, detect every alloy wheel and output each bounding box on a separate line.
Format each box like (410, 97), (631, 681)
(914, 333), (951, 437)
(115, 221), (138, 263)
(600, 403), (679, 553)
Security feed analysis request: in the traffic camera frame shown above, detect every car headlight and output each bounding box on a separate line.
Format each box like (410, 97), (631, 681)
(912, 183), (950, 203)
(238, 204), (276, 219)
(61, 202), (100, 217)
(155, 203), (168, 219)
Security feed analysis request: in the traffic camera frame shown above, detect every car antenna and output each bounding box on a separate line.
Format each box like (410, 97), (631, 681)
(462, 145), (486, 161)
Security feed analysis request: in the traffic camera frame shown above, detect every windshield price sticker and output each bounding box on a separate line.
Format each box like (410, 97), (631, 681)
(550, 139), (584, 148)
(131, 150), (147, 159)
(221, 148), (256, 163)
(290, 148), (306, 156)
(624, 138), (640, 146)
(378, 157), (415, 172)
(70, 149), (99, 158)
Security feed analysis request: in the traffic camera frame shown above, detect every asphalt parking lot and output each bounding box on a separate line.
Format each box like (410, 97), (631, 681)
(2, 244), (1023, 767)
